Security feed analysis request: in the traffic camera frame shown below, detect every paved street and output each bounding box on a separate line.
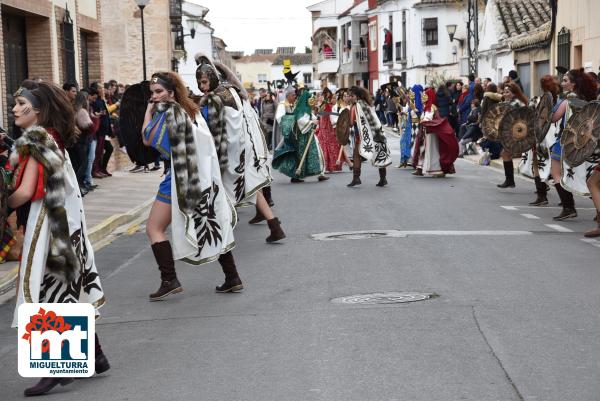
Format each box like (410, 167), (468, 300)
(0, 154), (598, 401)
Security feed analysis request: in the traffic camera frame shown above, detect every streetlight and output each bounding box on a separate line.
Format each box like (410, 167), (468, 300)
(446, 24), (464, 46)
(135, 0), (151, 80)
(186, 17), (200, 39)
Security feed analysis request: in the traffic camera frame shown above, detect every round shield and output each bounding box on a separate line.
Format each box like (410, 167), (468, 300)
(499, 106), (536, 156)
(481, 103), (513, 142)
(119, 81), (160, 166)
(561, 101), (600, 168)
(336, 108), (351, 146)
(535, 91), (553, 143)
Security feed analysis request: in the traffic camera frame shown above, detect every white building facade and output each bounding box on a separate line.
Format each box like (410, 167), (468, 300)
(177, 1), (214, 93)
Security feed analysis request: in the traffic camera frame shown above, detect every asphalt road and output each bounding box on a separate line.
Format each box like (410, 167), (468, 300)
(0, 156), (598, 401)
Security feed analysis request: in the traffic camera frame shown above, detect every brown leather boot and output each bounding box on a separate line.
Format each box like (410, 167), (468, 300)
(149, 241), (182, 301)
(553, 184), (577, 220)
(376, 168), (388, 187)
(216, 252), (243, 293)
(248, 206), (265, 224)
(584, 212), (600, 238)
(24, 378), (74, 396)
(262, 186), (274, 207)
(529, 177), (549, 206)
(266, 217), (286, 243)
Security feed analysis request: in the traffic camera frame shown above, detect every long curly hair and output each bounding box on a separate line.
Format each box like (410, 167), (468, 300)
(349, 86), (373, 106)
(151, 71), (199, 119)
(540, 75), (560, 102)
(567, 69), (598, 101)
(20, 81), (78, 147)
(505, 82), (529, 106)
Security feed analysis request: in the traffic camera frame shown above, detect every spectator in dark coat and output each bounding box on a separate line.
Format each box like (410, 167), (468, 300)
(435, 84), (452, 118)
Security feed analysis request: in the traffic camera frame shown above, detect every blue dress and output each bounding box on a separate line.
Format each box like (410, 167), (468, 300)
(144, 111), (172, 204)
(550, 99), (566, 161)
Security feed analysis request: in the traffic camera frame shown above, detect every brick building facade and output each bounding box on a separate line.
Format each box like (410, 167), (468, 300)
(0, 0), (103, 130)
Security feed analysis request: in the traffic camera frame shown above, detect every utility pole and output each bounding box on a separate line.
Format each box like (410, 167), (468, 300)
(467, 0), (479, 76)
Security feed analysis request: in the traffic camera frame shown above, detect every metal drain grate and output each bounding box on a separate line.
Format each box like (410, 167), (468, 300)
(331, 292), (436, 305)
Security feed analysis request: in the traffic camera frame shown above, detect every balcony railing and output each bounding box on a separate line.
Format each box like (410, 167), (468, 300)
(318, 51), (337, 61)
(356, 47), (368, 63)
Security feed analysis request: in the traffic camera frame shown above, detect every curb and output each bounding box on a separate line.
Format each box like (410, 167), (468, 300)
(0, 197), (154, 296)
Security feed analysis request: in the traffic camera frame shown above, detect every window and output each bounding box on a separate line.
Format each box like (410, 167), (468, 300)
(258, 74), (267, 83)
(395, 41), (402, 61)
(422, 18), (438, 46)
(557, 27), (570, 71)
(80, 32), (90, 89)
(303, 72), (312, 84)
(369, 23), (377, 51)
(61, 9), (76, 83)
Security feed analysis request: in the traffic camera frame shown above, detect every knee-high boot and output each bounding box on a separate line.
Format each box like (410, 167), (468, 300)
(95, 333), (110, 374)
(497, 161), (515, 188)
(149, 241), (182, 301)
(262, 186), (274, 207)
(376, 168), (388, 187)
(553, 183), (577, 220)
(216, 251), (243, 293)
(529, 177), (549, 206)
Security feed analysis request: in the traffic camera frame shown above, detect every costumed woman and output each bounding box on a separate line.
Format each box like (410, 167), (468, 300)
(142, 71), (240, 300)
(548, 69), (597, 220)
(195, 58), (285, 243)
(9, 81), (108, 396)
(316, 87), (343, 173)
(522, 76), (559, 206)
(273, 88), (329, 183)
(496, 83), (528, 188)
(398, 88), (413, 168)
(413, 86), (459, 177)
(330, 88), (353, 169)
(346, 85), (392, 187)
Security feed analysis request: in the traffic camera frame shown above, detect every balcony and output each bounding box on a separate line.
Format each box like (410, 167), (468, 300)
(317, 51), (339, 74)
(356, 47), (367, 63)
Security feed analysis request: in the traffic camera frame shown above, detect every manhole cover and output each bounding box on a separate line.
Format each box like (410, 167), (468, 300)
(331, 292), (436, 305)
(312, 230), (406, 241)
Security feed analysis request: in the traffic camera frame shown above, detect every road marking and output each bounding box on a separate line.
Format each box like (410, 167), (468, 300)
(501, 205), (596, 211)
(520, 213), (540, 219)
(545, 224), (573, 233)
(311, 230), (533, 241)
(581, 238), (600, 248)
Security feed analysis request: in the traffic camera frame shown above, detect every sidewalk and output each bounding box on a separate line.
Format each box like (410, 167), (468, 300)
(0, 146), (162, 297)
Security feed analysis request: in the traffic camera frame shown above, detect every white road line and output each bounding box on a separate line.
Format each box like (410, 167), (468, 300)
(311, 230), (533, 241)
(545, 224), (574, 233)
(520, 213), (540, 219)
(501, 205), (596, 211)
(581, 239), (600, 248)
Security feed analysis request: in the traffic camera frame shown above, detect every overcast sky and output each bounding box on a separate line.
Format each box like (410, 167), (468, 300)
(189, 0), (317, 55)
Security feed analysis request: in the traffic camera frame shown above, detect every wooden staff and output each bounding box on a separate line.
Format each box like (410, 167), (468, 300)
(295, 130), (316, 177)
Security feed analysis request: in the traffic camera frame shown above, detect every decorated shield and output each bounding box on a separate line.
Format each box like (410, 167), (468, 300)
(336, 108), (351, 146)
(499, 106), (536, 155)
(119, 81), (160, 166)
(481, 103), (513, 142)
(561, 101), (600, 168)
(535, 91), (553, 143)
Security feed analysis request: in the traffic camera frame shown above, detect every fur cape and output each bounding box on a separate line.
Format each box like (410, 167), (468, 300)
(14, 126), (79, 283)
(156, 102), (203, 213)
(198, 94), (229, 171)
(358, 100), (386, 142)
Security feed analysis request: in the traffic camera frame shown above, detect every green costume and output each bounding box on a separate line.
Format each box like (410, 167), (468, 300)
(272, 91), (324, 178)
